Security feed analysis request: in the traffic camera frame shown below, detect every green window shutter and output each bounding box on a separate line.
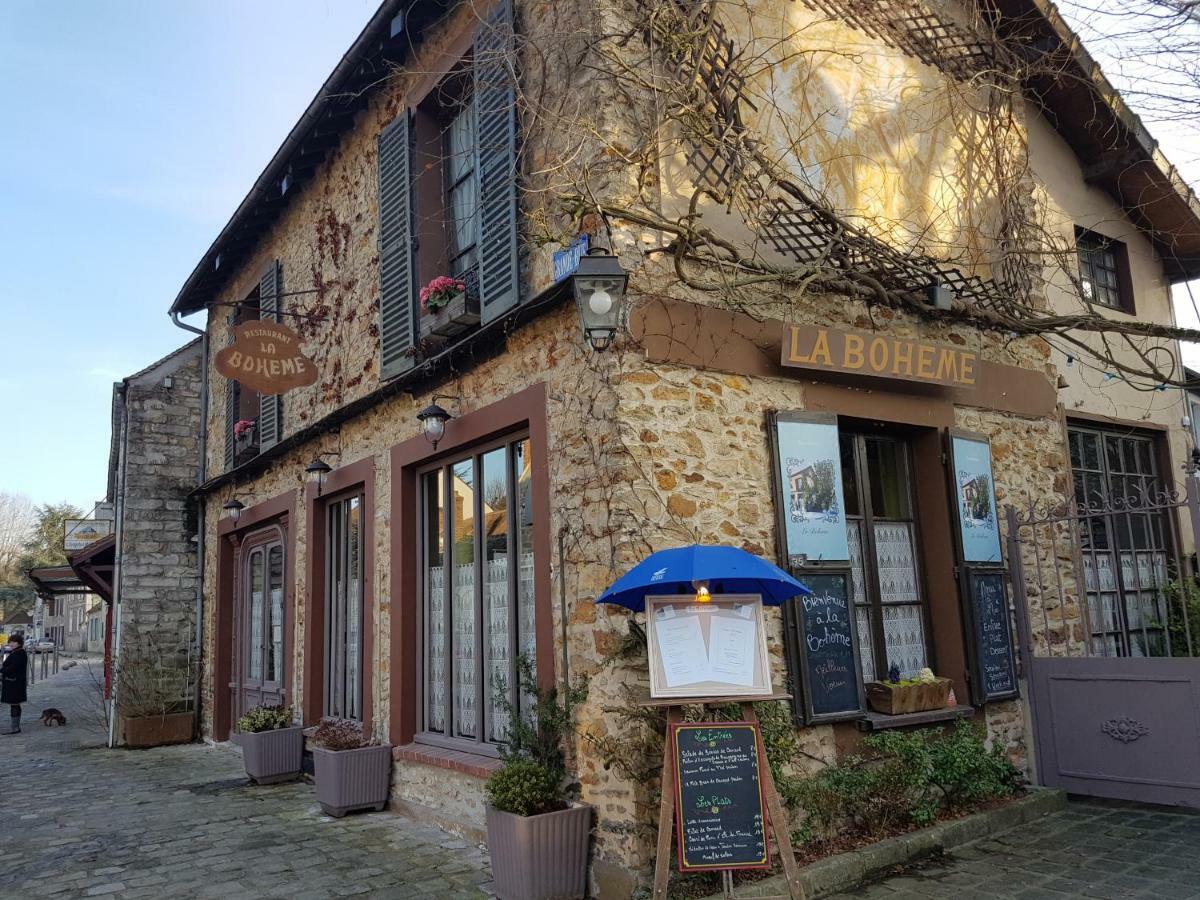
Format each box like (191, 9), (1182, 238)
(379, 111), (416, 379)
(258, 259), (284, 451)
(475, 0), (520, 324)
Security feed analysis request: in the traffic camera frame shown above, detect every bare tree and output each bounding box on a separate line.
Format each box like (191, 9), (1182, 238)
(0, 491), (33, 578)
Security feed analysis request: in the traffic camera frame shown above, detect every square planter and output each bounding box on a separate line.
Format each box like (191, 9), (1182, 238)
(238, 726), (304, 784)
(419, 291), (481, 342)
(486, 803), (592, 900)
(312, 744), (393, 817)
(866, 678), (953, 715)
(120, 712), (194, 748)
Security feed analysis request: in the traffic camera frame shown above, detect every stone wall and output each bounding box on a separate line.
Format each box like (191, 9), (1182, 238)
(114, 342), (203, 712)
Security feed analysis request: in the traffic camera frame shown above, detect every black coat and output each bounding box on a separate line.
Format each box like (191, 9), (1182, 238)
(1, 648), (28, 705)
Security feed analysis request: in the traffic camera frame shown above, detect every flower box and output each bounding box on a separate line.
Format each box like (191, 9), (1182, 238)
(486, 802), (592, 900)
(236, 725), (304, 784)
(419, 290), (480, 341)
(120, 712), (195, 748)
(312, 744), (393, 817)
(865, 678), (953, 715)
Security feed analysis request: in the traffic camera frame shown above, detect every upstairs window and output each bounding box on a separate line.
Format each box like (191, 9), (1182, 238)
(222, 259), (284, 471)
(1076, 227), (1134, 313)
(377, 0), (518, 380)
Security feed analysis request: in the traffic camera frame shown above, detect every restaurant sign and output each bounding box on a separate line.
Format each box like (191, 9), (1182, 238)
(782, 325), (979, 388)
(64, 518), (113, 552)
(216, 320), (318, 396)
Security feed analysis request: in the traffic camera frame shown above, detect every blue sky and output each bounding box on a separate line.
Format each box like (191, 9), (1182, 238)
(0, 3), (1198, 513)
(0, 1), (378, 511)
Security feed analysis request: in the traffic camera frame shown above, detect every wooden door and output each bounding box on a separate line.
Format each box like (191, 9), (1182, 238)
(232, 527), (287, 722)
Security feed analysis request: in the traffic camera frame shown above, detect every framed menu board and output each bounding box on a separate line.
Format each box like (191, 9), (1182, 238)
(671, 721), (770, 872)
(785, 570), (865, 723)
(646, 596), (773, 699)
(948, 430), (1002, 564)
(965, 569), (1019, 703)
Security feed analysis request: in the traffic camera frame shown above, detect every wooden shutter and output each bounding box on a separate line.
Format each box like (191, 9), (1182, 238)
(223, 325), (240, 471)
(258, 259), (284, 451)
(475, 0), (520, 323)
(379, 111), (416, 379)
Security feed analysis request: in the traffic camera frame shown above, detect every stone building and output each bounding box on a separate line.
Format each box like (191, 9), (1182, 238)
(163, 0), (1200, 894)
(105, 340), (205, 743)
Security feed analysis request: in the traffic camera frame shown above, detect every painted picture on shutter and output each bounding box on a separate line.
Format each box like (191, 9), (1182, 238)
(951, 435), (1002, 564)
(772, 414), (849, 563)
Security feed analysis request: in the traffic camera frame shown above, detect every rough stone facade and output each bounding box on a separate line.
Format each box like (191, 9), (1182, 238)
(111, 341), (204, 724)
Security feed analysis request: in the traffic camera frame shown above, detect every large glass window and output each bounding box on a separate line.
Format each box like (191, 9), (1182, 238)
(840, 432), (929, 681)
(420, 434), (537, 752)
(325, 492), (364, 720)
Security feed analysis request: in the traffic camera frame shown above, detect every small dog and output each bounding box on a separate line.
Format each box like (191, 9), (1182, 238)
(40, 709), (66, 727)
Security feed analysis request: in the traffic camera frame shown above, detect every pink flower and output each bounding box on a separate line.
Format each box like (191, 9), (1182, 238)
(234, 419), (256, 438)
(420, 275), (467, 312)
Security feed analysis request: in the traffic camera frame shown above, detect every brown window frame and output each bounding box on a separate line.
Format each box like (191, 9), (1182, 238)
(323, 488), (366, 722)
(1076, 227), (1135, 314)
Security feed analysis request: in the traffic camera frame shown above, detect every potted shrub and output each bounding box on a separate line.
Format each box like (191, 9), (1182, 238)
(115, 648), (195, 748)
(236, 705), (303, 784)
(310, 718), (392, 817)
(485, 658), (591, 900)
(866, 666), (952, 715)
(418, 274), (479, 341)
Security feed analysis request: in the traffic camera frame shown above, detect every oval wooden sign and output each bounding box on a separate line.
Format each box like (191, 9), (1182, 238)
(215, 321), (318, 396)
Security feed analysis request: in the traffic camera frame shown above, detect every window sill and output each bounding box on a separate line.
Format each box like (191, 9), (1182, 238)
(856, 706), (974, 732)
(394, 743), (503, 779)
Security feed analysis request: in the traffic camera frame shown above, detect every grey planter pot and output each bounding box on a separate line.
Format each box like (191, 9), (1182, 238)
(486, 803), (592, 900)
(312, 744), (393, 817)
(238, 726), (304, 784)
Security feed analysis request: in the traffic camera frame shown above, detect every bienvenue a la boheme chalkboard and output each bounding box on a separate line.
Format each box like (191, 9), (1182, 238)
(671, 722), (770, 872)
(794, 572), (864, 722)
(968, 570), (1018, 702)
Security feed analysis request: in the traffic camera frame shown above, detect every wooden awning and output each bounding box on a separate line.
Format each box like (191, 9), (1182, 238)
(26, 533), (116, 606)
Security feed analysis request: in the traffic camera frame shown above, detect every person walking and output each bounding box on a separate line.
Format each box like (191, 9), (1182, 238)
(2, 633), (28, 734)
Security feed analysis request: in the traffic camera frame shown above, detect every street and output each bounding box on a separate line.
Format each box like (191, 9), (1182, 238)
(0, 660), (493, 899)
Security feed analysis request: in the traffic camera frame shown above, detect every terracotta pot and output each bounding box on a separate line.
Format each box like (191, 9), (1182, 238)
(120, 712), (194, 748)
(237, 726), (304, 784)
(486, 803), (592, 900)
(419, 291), (481, 341)
(865, 678), (953, 715)
(312, 744), (392, 817)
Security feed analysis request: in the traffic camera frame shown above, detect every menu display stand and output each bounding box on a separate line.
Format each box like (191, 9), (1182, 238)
(644, 692), (805, 900)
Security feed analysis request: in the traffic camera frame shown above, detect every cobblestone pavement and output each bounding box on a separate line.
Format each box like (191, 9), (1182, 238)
(834, 797), (1200, 899)
(0, 659), (493, 899)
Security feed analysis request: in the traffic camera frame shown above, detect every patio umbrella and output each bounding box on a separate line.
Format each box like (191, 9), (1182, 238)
(596, 544), (812, 612)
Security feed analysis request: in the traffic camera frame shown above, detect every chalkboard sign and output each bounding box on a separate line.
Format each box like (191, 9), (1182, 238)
(792, 572), (864, 723)
(967, 569), (1018, 702)
(671, 722), (770, 872)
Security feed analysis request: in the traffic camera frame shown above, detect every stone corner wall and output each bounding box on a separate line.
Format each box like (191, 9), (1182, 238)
(116, 347), (203, 704)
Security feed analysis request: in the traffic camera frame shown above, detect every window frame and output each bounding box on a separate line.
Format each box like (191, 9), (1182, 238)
(840, 430), (935, 682)
(323, 487), (366, 721)
(415, 429), (532, 757)
(1076, 227), (1135, 314)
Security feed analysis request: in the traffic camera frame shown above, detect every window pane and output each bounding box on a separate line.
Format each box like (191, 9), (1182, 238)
(515, 440), (537, 678)
(839, 434), (860, 517)
(452, 459), (477, 738)
(268, 544), (284, 684)
(847, 521), (873, 680)
(326, 503), (342, 716)
(873, 522), (920, 605)
(425, 471), (447, 733)
(865, 439), (909, 519)
(483, 448), (510, 742)
(347, 497), (362, 720)
(881, 604), (927, 677)
(249, 549), (264, 681)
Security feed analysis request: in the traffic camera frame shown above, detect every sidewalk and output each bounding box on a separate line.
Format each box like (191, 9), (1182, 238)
(1, 662), (493, 899)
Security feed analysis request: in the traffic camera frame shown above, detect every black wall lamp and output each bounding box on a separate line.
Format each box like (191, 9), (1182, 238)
(223, 499), (245, 523)
(572, 247), (629, 351)
(418, 394), (462, 450)
(305, 457), (334, 496)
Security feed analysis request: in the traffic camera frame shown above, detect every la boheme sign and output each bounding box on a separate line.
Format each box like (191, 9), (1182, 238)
(216, 321), (318, 396)
(782, 325), (980, 388)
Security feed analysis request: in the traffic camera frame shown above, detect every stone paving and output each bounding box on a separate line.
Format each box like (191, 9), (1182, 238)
(0, 659), (493, 899)
(833, 797), (1200, 899)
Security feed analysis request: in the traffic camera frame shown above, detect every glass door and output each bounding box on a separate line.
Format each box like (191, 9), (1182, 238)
(234, 527), (286, 720)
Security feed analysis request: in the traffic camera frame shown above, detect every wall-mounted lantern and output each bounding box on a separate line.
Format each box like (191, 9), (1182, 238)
(305, 457), (334, 496)
(418, 402), (453, 450)
(572, 247), (629, 352)
(223, 499), (245, 523)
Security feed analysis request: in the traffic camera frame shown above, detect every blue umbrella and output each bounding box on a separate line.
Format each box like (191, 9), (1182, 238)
(596, 544), (811, 611)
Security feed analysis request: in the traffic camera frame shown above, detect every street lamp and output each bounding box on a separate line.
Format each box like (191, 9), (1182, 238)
(222, 499), (245, 523)
(572, 247), (628, 351)
(417, 402), (453, 450)
(305, 457), (333, 496)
